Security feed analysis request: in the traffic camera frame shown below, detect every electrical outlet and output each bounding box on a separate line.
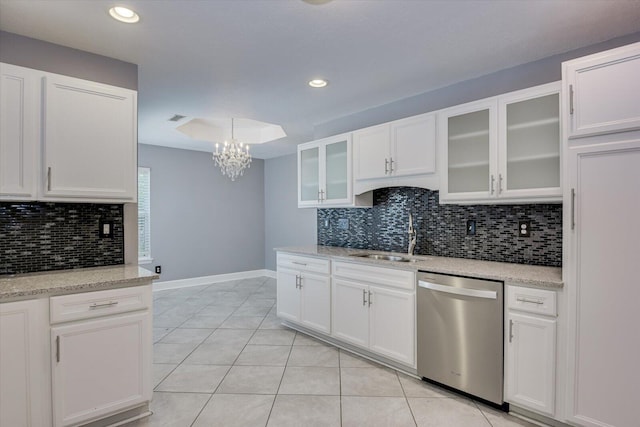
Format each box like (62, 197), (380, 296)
(337, 218), (349, 230)
(466, 220), (476, 236)
(518, 221), (531, 238)
(324, 218), (330, 228)
(155, 266), (162, 274)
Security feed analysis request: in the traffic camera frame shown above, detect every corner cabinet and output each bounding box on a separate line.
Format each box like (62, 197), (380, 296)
(0, 299), (52, 427)
(0, 63), (39, 200)
(0, 62), (137, 203)
(298, 133), (372, 208)
(439, 82), (561, 204)
(353, 113), (438, 194)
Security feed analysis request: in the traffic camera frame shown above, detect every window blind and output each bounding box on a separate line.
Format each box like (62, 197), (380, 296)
(138, 167), (151, 261)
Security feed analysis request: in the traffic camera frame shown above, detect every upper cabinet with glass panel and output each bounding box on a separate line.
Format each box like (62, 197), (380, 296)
(297, 133), (372, 208)
(439, 82), (562, 204)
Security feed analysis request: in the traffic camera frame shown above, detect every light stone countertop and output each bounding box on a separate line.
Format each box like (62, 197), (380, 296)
(276, 245), (563, 289)
(0, 265), (159, 302)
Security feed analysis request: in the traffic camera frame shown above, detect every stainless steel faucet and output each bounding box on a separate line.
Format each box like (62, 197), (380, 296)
(408, 213), (417, 256)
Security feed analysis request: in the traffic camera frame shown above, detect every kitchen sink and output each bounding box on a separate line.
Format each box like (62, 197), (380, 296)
(349, 254), (411, 262)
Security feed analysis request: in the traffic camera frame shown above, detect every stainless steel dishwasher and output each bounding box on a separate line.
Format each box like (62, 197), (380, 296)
(417, 271), (504, 406)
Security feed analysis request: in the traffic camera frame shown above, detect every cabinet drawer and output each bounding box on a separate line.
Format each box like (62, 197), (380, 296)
(50, 285), (152, 324)
(333, 261), (415, 291)
(277, 253), (330, 275)
(506, 285), (556, 317)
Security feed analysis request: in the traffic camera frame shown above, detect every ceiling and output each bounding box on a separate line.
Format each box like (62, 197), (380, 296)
(1, 0), (640, 159)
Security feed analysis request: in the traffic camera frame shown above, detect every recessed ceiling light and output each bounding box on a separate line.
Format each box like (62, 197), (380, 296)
(109, 6), (140, 23)
(308, 79), (328, 88)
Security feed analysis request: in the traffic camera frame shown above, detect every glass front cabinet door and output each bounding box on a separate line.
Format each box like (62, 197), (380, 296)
(298, 133), (353, 208)
(440, 99), (498, 202)
(440, 82), (561, 204)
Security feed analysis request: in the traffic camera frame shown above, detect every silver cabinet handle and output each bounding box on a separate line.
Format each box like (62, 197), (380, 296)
(291, 261), (307, 266)
(368, 290), (372, 307)
(384, 158), (389, 174)
(298, 275), (303, 289)
(56, 335), (60, 362)
(362, 289), (367, 306)
(571, 188), (576, 230)
(89, 301), (119, 309)
(47, 167), (52, 191)
(490, 175), (495, 194)
(295, 275), (299, 289)
(317, 190), (321, 203)
(498, 173), (503, 194)
(516, 297), (544, 305)
(319, 189), (325, 202)
(569, 84), (574, 115)
(509, 319), (514, 343)
(389, 158), (394, 173)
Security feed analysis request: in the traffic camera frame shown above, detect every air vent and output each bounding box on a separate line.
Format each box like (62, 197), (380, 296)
(168, 114), (186, 122)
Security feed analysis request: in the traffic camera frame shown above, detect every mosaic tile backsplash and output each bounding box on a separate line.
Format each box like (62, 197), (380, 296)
(317, 187), (562, 267)
(0, 202), (124, 274)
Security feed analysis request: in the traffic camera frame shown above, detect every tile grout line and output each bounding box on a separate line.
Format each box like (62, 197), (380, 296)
(265, 330), (296, 426)
(396, 370), (419, 427)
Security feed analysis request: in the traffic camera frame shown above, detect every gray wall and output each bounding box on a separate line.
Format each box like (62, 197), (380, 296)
(264, 154), (317, 271)
(0, 31), (137, 89)
(315, 31), (640, 138)
(139, 144), (265, 281)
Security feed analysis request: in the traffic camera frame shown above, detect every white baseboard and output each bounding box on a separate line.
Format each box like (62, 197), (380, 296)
(154, 269), (276, 292)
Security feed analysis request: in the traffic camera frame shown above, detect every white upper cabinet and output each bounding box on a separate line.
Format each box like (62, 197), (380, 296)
(0, 62), (137, 203)
(439, 98), (498, 202)
(564, 41), (640, 139)
(43, 74), (137, 201)
(0, 63), (39, 200)
(298, 133), (372, 208)
(439, 82), (561, 204)
(353, 113), (438, 194)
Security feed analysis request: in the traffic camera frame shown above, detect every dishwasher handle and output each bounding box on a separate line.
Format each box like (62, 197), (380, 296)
(418, 280), (497, 300)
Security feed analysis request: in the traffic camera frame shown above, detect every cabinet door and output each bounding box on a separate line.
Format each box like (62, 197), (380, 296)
(439, 99), (498, 202)
(499, 83), (561, 200)
(298, 144), (320, 207)
(276, 268), (301, 322)
(564, 42), (640, 139)
(299, 273), (331, 334)
(331, 279), (369, 348)
(0, 63), (38, 200)
(323, 136), (351, 205)
(506, 312), (556, 416)
(43, 74), (137, 201)
(353, 124), (390, 181)
(566, 140), (640, 427)
(391, 113), (436, 177)
(0, 299), (51, 427)
(51, 311), (151, 427)
(368, 286), (415, 366)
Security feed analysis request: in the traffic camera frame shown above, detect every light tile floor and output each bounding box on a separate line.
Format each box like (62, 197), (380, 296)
(127, 277), (538, 427)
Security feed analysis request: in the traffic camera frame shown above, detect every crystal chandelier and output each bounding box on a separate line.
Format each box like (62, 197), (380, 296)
(213, 118), (252, 181)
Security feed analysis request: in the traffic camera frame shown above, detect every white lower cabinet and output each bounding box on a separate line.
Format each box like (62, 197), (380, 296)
(505, 285), (557, 417)
(50, 285), (152, 427)
(276, 254), (331, 335)
(332, 262), (416, 367)
(0, 299), (52, 427)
